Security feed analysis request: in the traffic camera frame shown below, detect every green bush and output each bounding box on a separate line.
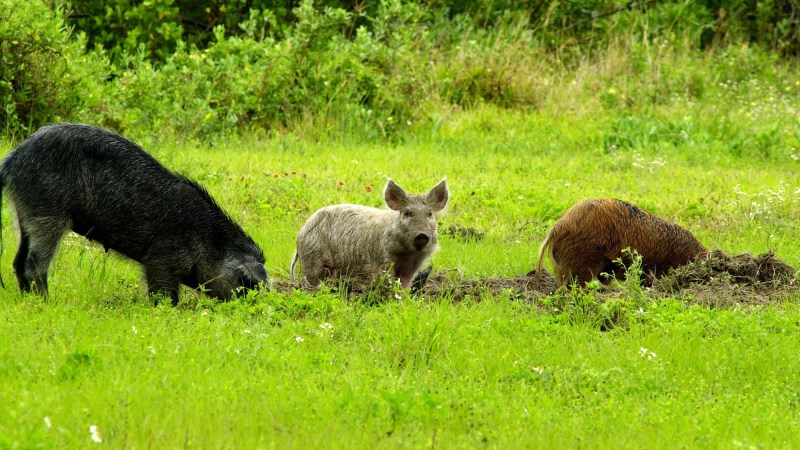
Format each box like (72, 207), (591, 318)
(0, 0), (108, 136)
(2, 0), (799, 139)
(95, 0), (430, 140)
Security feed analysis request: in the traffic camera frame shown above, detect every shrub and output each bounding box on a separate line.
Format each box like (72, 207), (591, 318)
(0, 0), (108, 136)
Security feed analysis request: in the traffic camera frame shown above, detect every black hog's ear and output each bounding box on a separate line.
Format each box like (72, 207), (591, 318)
(426, 179), (449, 211)
(238, 261), (270, 292)
(384, 179), (409, 211)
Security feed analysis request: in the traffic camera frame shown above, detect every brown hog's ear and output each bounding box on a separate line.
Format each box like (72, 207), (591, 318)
(384, 179), (409, 211)
(426, 179), (449, 211)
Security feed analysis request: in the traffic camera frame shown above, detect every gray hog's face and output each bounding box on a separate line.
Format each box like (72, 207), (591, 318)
(384, 178), (449, 253)
(396, 203), (439, 252)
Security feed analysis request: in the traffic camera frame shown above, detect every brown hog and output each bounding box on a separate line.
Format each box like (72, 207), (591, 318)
(535, 198), (708, 287)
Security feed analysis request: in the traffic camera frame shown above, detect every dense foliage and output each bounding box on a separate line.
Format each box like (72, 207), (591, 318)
(1, 0), (798, 139)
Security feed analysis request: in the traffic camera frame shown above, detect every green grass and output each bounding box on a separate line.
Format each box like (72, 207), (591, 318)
(2, 82), (800, 447)
(2, 296), (800, 448)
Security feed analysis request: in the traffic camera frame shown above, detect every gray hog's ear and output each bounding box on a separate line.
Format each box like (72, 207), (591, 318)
(426, 179), (449, 211)
(384, 179), (409, 211)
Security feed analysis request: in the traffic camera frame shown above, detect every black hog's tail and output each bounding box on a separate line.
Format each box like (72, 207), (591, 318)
(0, 172), (5, 289)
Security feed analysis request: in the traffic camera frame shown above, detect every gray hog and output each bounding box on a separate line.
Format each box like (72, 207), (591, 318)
(0, 123), (269, 305)
(291, 179), (449, 290)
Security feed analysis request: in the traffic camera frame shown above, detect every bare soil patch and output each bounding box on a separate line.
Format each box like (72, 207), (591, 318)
(273, 250), (799, 306)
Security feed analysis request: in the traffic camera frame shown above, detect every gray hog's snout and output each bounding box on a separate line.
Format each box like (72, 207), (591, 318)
(414, 233), (430, 250)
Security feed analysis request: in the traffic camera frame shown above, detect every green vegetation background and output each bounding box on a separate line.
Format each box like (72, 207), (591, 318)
(2, 0), (800, 448)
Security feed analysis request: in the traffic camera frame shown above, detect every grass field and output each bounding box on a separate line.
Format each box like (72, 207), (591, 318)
(2, 94), (800, 447)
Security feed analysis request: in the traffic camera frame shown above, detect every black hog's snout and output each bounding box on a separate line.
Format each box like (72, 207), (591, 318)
(414, 233), (430, 250)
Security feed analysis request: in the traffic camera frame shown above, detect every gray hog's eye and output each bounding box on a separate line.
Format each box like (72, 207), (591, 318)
(427, 211), (434, 218)
(403, 210), (413, 218)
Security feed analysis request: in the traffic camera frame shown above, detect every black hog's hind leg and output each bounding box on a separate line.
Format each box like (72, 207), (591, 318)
(16, 219), (65, 295)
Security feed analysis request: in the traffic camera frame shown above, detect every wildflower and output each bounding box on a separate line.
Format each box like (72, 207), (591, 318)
(44, 417), (52, 428)
(319, 322), (334, 331)
(639, 347), (657, 360)
(243, 329), (252, 334)
(132, 326), (138, 334)
(295, 336), (304, 343)
(532, 367), (544, 374)
(89, 425), (102, 443)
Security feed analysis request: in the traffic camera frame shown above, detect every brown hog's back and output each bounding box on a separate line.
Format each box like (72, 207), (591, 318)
(634, 206), (708, 276)
(543, 198), (706, 286)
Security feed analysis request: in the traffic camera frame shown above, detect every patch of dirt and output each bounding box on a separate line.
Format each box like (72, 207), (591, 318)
(272, 251), (799, 307)
(442, 224), (486, 242)
(417, 270), (558, 303)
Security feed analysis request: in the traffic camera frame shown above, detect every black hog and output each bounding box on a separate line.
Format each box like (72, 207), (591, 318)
(0, 123), (269, 304)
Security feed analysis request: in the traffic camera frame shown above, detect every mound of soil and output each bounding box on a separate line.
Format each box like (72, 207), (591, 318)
(654, 250), (798, 291)
(648, 250), (799, 306)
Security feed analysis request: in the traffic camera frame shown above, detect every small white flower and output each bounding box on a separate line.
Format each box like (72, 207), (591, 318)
(639, 347), (656, 359)
(132, 326), (138, 334)
(243, 329), (251, 334)
(44, 416), (52, 428)
(201, 311), (209, 316)
(393, 293), (402, 300)
(295, 336), (304, 343)
(89, 425), (102, 443)
(532, 367), (544, 374)
(319, 322), (333, 330)
(148, 346), (156, 355)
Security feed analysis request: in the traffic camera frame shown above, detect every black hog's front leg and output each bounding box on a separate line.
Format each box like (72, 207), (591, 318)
(145, 266), (181, 306)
